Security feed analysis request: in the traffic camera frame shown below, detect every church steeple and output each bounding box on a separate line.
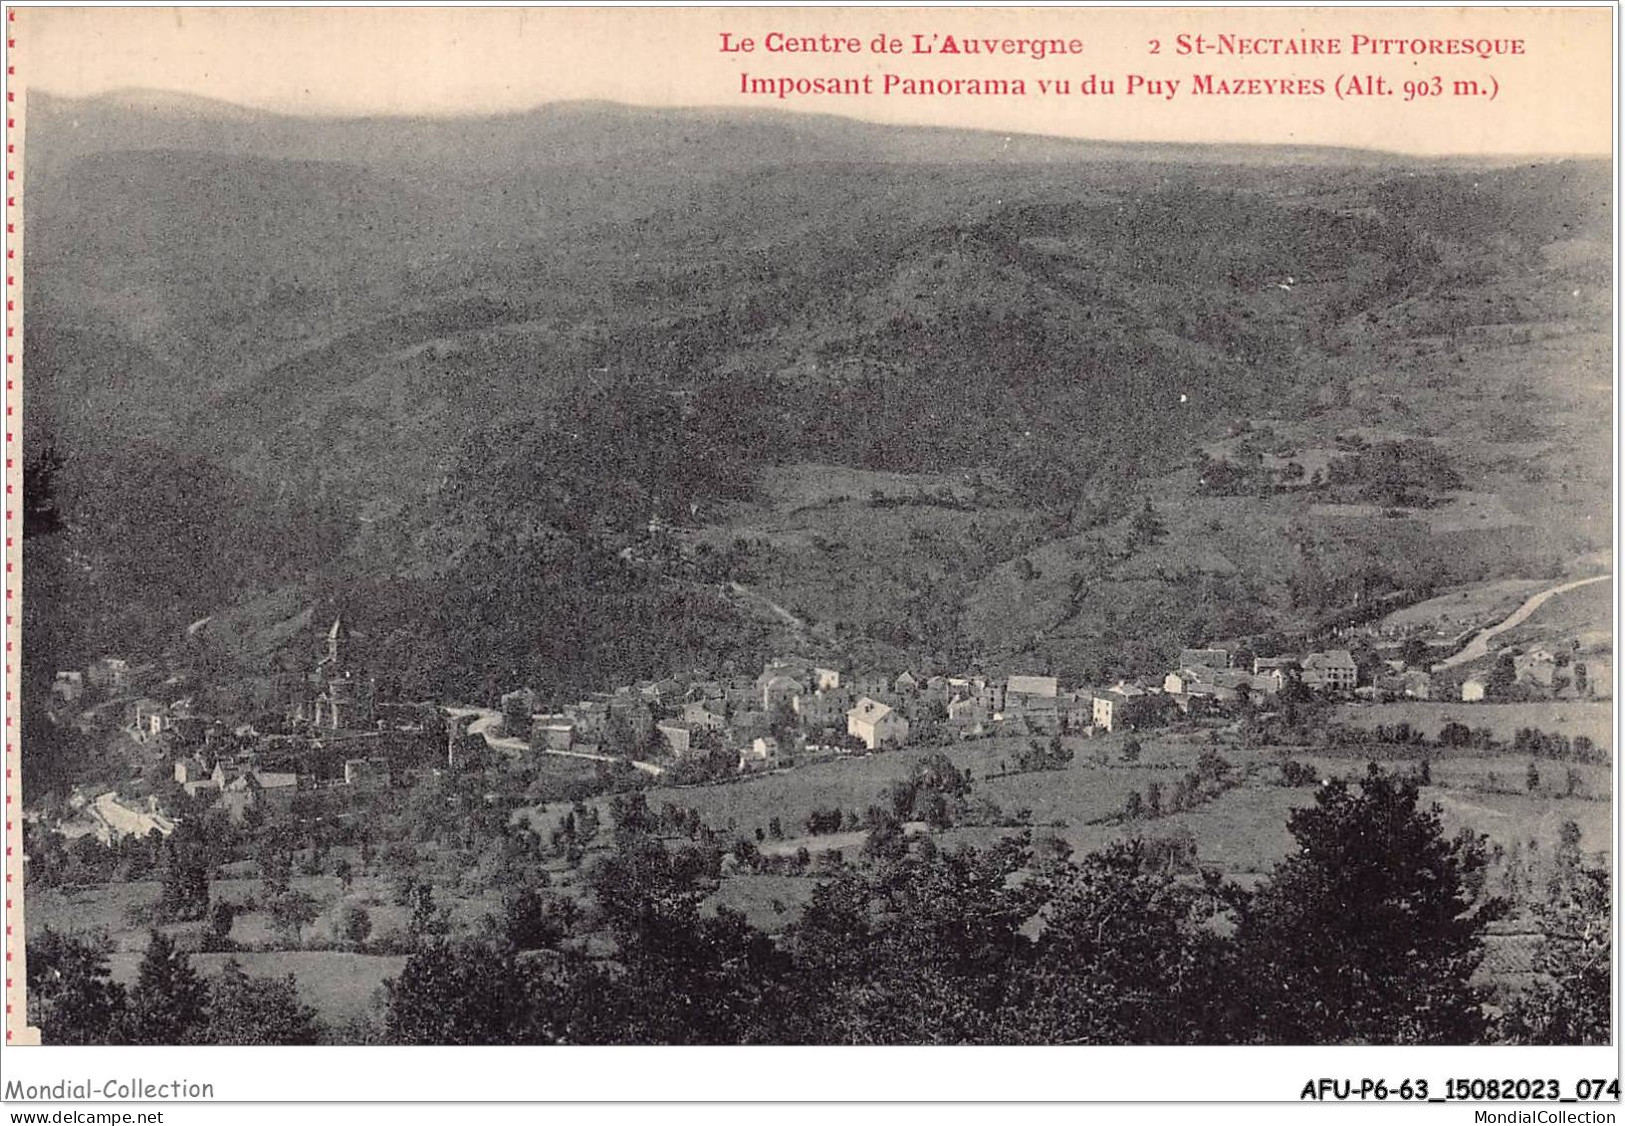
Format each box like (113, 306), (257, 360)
(324, 615), (345, 668)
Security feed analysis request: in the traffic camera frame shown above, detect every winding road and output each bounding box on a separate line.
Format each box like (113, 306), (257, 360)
(726, 581), (808, 634)
(1431, 573), (1611, 672)
(444, 705), (665, 776)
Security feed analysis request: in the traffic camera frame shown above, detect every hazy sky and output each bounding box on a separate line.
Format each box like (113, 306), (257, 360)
(17, 6), (1614, 156)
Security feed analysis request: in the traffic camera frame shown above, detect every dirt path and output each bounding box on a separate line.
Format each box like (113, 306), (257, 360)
(1432, 573), (1611, 671)
(726, 581), (808, 633)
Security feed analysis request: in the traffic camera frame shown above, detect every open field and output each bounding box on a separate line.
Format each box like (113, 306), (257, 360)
(27, 877), (413, 1027)
(1332, 701), (1612, 748)
(517, 718), (1614, 887)
(23, 869), (508, 1028)
(954, 758), (1609, 881)
(1429, 789), (1612, 859)
(522, 742), (1001, 838)
(101, 949), (405, 1027)
(934, 777), (1308, 876)
(707, 873), (820, 934)
(1285, 752), (1611, 855)
(1138, 784), (1306, 875)
(25, 881), (171, 954)
(521, 731), (1254, 839)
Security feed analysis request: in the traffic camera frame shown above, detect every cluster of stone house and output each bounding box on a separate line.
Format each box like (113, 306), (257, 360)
(128, 696), (238, 748)
(503, 659), (890, 773)
(1459, 648), (1612, 703)
(47, 633), (408, 840)
(1159, 646), (1366, 710)
(1166, 638), (1613, 708)
(168, 748), (391, 822)
(495, 655), (1254, 775)
(58, 622), (381, 751)
(50, 656), (154, 709)
(1366, 666), (1436, 701)
(172, 755), (301, 821)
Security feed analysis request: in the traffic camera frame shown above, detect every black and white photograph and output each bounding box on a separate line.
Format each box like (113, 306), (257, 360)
(5, 3), (1614, 1077)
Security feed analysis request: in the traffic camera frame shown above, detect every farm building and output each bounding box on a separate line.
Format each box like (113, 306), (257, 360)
(1301, 650), (1357, 692)
(847, 697), (909, 750)
(738, 735), (782, 773)
(51, 671), (85, 705)
(531, 715), (576, 752)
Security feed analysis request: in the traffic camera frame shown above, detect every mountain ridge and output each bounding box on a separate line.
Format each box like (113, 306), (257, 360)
(31, 87), (1563, 170)
(21, 91), (1611, 701)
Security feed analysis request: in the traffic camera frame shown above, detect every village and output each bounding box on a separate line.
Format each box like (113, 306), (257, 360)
(36, 574), (1612, 849)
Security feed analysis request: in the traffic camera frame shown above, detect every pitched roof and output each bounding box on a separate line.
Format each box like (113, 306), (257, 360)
(848, 697), (895, 722)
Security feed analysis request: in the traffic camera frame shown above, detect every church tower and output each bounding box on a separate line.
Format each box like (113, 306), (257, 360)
(309, 614), (373, 730)
(322, 616), (345, 670)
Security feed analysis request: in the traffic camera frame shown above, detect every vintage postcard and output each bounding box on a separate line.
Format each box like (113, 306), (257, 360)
(1, 2), (1616, 1112)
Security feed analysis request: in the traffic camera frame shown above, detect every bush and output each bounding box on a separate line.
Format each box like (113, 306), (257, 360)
(1280, 760), (1318, 787)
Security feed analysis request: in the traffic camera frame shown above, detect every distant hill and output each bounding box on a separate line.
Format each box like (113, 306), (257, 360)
(27, 90), (1421, 177)
(21, 94), (1611, 698)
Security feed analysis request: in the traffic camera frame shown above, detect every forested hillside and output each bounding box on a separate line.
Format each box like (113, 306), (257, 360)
(23, 93), (1611, 697)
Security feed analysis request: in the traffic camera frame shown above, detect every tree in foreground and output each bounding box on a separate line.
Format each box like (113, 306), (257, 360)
(128, 930), (210, 1044)
(385, 939), (539, 1044)
(1231, 764), (1503, 1044)
(365, 761), (1610, 1047)
(208, 960), (325, 1045)
(26, 928), (129, 1044)
(782, 834), (1036, 1044)
(1502, 863), (1611, 1045)
(1011, 841), (1225, 1044)
(577, 831), (792, 1044)
(157, 824), (212, 922)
